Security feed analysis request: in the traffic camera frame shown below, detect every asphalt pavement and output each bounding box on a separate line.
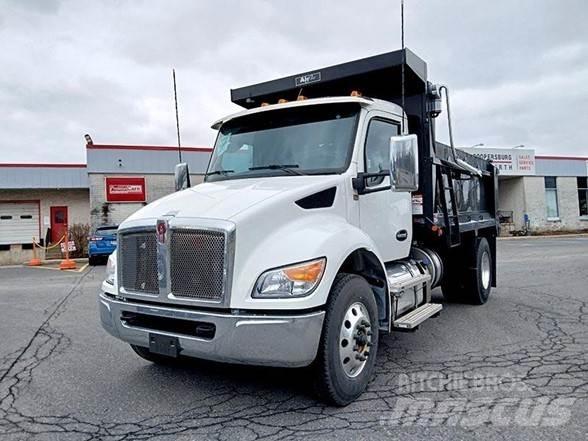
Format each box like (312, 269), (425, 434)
(0, 236), (586, 440)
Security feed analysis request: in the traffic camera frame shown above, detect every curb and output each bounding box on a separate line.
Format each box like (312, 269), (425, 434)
(498, 233), (588, 240)
(0, 258), (89, 268)
(39, 258), (89, 264)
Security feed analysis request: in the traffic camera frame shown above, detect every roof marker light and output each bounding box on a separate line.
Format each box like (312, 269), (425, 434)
(297, 95), (307, 101)
(278, 98), (288, 104)
(260, 102), (270, 107)
(350, 90), (363, 97)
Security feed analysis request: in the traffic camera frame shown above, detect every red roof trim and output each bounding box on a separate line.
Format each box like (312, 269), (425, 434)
(86, 144), (213, 152)
(0, 163), (87, 168)
(536, 155), (588, 161)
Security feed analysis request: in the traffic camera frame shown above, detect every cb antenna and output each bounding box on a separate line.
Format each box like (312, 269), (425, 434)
(172, 68), (182, 162)
(400, 0), (406, 134)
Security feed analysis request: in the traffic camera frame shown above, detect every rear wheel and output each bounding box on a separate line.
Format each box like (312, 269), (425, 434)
(88, 255), (98, 266)
(442, 237), (492, 305)
(314, 273), (379, 406)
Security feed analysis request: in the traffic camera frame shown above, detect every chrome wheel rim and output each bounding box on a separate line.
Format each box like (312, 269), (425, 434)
(481, 250), (491, 289)
(339, 302), (372, 378)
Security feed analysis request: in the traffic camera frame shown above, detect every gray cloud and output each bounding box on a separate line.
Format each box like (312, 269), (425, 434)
(0, 0), (586, 163)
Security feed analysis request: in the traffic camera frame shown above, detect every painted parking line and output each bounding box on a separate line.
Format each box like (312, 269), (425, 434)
(25, 263), (89, 273)
(75, 263), (89, 272)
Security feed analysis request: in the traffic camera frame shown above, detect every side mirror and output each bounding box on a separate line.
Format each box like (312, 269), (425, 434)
(389, 135), (419, 192)
(174, 163), (191, 191)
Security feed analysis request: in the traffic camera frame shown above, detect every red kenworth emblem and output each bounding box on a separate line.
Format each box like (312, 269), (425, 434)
(156, 220), (167, 244)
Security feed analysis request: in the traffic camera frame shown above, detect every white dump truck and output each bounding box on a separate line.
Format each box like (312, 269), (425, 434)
(99, 48), (498, 405)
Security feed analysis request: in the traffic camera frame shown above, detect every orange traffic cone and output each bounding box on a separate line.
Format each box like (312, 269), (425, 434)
(60, 229), (76, 270)
(28, 237), (42, 266)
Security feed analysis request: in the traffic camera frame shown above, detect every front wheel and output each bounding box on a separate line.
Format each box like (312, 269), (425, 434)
(314, 273), (379, 406)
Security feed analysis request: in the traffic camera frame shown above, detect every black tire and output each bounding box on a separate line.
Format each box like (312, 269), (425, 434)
(314, 273), (379, 406)
(88, 256), (98, 266)
(441, 237), (492, 305)
(130, 344), (177, 364)
(466, 237), (492, 305)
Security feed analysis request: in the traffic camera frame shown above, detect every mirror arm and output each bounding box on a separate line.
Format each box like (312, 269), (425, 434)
(361, 185), (392, 195)
(353, 171), (391, 195)
(352, 173), (366, 194)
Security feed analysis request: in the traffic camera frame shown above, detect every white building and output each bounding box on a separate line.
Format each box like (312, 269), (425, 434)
(0, 143), (211, 264)
(460, 147), (588, 234)
(86, 143), (210, 227)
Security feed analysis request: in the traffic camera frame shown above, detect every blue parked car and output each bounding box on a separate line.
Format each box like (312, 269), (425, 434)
(88, 225), (118, 265)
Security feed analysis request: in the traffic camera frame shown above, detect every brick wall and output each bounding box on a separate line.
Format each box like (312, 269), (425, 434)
(0, 188), (89, 264)
(0, 188), (89, 239)
(523, 176), (588, 232)
(88, 174), (204, 228)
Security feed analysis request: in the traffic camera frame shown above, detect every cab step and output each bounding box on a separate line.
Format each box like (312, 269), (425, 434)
(393, 303), (442, 330)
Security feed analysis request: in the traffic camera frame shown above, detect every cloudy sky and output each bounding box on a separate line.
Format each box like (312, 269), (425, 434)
(1, 0), (587, 163)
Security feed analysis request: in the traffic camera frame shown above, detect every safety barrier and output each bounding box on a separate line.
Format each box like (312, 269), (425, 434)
(28, 235), (66, 266)
(59, 229), (76, 270)
(28, 233), (77, 270)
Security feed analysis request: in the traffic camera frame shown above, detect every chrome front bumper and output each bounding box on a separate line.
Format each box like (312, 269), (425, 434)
(99, 293), (325, 368)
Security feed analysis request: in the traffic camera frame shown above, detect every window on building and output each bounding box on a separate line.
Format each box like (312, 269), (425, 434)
(578, 177), (588, 217)
(544, 176), (559, 219)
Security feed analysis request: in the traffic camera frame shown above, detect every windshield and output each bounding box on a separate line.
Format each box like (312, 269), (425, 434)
(95, 227), (118, 237)
(205, 103), (359, 182)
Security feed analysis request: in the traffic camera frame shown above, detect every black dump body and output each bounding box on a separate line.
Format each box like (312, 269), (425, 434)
(231, 48), (499, 249)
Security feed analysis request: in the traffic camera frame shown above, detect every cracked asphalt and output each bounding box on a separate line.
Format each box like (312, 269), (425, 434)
(0, 236), (586, 440)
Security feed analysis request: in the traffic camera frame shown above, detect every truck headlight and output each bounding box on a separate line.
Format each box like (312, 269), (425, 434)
(253, 258), (326, 298)
(105, 252), (116, 285)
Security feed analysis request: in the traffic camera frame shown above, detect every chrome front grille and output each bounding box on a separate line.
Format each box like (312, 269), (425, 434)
(120, 232), (159, 295)
(170, 230), (226, 300)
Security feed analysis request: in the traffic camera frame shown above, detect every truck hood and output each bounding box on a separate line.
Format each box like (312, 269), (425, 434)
(123, 175), (343, 224)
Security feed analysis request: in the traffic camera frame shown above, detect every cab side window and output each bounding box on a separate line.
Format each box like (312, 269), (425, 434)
(365, 119), (400, 176)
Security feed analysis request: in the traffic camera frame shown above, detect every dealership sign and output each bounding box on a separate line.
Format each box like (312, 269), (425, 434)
(460, 148), (536, 176)
(105, 177), (146, 202)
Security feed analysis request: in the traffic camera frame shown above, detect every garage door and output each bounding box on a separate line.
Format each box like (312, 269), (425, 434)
(0, 202), (40, 245)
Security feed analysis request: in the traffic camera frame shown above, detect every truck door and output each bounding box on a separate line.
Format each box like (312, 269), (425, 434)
(358, 115), (412, 262)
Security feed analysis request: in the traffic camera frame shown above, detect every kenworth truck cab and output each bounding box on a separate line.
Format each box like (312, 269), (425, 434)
(99, 49), (498, 405)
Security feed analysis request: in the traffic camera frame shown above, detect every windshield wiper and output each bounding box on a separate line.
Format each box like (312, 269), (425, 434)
(205, 169), (235, 176)
(248, 164), (304, 175)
